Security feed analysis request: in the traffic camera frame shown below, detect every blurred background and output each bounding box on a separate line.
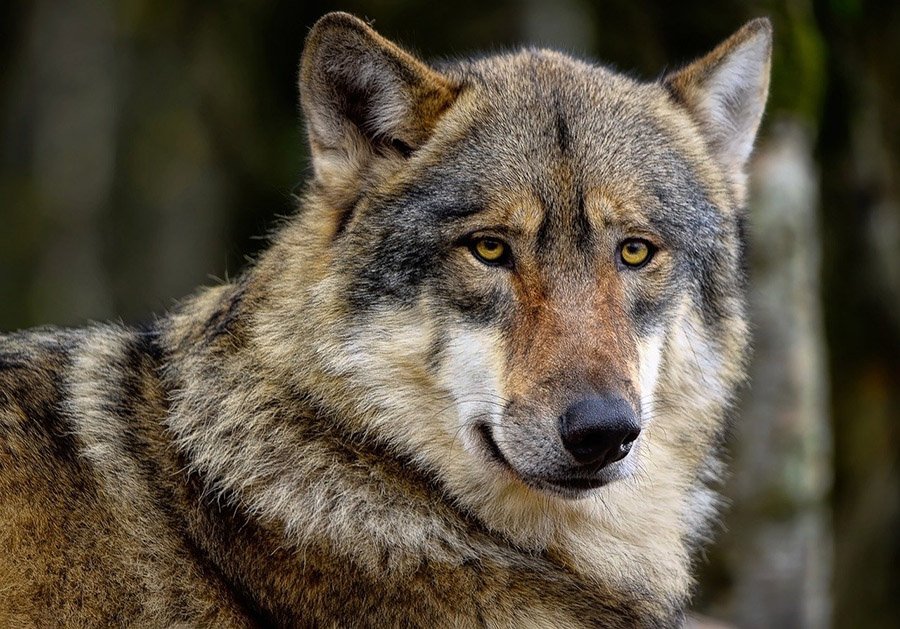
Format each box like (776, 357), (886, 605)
(0, 1), (897, 626)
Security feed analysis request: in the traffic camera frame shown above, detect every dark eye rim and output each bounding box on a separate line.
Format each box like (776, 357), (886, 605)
(618, 238), (657, 269)
(467, 236), (513, 268)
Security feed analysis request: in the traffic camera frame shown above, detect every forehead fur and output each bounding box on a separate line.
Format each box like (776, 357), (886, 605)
(424, 49), (735, 220)
(296, 21), (756, 333)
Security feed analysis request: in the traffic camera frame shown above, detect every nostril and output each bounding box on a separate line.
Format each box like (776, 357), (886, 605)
(559, 397), (641, 469)
(613, 428), (641, 462)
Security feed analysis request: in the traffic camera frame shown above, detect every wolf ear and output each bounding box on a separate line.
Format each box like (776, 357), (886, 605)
(299, 13), (459, 188)
(664, 18), (772, 190)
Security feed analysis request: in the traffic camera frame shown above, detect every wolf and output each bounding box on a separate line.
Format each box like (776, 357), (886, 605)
(0, 12), (771, 627)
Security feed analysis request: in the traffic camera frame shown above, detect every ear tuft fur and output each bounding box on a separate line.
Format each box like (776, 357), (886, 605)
(664, 18), (772, 190)
(299, 13), (459, 186)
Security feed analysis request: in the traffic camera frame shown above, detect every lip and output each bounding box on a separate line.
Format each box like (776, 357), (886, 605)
(476, 422), (610, 497)
(543, 476), (608, 491)
(477, 422), (515, 473)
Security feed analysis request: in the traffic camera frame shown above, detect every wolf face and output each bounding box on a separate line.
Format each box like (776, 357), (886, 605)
(293, 12), (769, 512)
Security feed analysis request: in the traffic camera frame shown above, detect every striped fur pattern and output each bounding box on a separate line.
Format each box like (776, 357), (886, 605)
(0, 13), (771, 627)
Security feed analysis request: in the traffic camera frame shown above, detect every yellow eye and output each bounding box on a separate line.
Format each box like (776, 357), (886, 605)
(619, 239), (653, 268)
(471, 237), (509, 265)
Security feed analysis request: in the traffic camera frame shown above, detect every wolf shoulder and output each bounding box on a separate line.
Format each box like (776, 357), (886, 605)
(0, 326), (227, 626)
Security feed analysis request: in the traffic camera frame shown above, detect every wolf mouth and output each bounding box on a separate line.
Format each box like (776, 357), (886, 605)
(476, 421), (515, 473)
(544, 476), (608, 491)
(476, 422), (610, 496)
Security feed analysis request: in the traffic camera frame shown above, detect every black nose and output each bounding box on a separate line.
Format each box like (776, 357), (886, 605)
(559, 397), (641, 468)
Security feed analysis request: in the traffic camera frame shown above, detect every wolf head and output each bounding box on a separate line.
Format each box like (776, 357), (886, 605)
(262, 13), (769, 539)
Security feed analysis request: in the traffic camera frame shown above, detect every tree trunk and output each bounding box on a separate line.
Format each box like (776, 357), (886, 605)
(718, 119), (832, 628)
